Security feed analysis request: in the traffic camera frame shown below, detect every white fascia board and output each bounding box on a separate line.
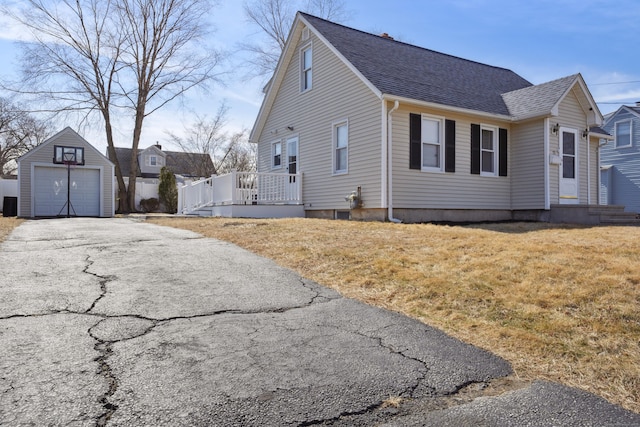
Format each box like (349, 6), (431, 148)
(250, 15), (305, 143)
(299, 15), (382, 100)
(382, 94), (513, 122)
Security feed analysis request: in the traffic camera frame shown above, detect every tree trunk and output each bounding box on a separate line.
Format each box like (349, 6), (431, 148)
(127, 102), (147, 212)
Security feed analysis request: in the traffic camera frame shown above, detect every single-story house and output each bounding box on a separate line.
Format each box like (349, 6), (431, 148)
(599, 103), (640, 212)
(17, 127), (115, 218)
(250, 12), (610, 223)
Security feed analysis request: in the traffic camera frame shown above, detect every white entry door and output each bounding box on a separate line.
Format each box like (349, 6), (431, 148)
(286, 136), (299, 201)
(559, 129), (579, 204)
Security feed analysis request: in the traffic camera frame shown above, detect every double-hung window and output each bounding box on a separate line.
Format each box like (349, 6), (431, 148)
(272, 141), (282, 169)
(421, 116), (443, 171)
(301, 44), (312, 92)
(333, 120), (348, 174)
(481, 126), (497, 175)
(615, 120), (632, 148)
(149, 155), (158, 166)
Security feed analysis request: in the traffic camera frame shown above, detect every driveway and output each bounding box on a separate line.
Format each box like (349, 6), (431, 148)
(1, 218), (638, 426)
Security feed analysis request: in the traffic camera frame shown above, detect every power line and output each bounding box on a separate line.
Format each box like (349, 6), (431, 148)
(590, 80), (640, 86)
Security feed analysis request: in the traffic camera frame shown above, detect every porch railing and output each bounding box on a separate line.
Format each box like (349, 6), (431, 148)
(178, 171), (302, 215)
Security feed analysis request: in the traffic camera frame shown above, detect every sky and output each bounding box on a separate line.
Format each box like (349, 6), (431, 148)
(1, 0), (639, 154)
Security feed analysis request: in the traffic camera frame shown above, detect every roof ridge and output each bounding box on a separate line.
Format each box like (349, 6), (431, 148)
(298, 11), (528, 80)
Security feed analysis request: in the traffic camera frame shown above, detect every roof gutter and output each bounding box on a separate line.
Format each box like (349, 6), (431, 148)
(387, 100), (401, 223)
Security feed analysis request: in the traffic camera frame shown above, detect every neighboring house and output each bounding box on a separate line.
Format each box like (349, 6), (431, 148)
(599, 103), (640, 212)
(109, 144), (215, 179)
(17, 127), (115, 218)
(109, 144), (214, 211)
(250, 13), (608, 223)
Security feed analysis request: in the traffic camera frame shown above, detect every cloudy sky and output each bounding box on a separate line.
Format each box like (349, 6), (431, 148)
(1, 0), (639, 153)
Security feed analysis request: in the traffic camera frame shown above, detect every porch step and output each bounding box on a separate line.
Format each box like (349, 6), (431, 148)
(549, 204), (640, 225)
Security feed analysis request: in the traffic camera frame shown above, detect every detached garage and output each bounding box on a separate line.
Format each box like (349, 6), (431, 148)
(17, 127), (114, 218)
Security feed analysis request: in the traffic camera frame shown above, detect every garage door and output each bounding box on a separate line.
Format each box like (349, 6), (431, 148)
(34, 166), (100, 217)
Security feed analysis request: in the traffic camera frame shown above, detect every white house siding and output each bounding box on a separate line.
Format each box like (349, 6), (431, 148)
(390, 104), (511, 209)
(256, 27), (383, 211)
(18, 128), (114, 217)
(510, 120), (545, 209)
(554, 88), (591, 204)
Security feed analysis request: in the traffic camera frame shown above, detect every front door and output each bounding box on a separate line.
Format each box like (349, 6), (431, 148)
(559, 129), (579, 204)
(286, 136), (298, 179)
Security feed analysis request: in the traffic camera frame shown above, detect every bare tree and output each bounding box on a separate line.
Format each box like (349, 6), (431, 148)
(5, 0), (221, 212)
(242, 0), (348, 79)
(166, 102), (255, 174)
(0, 97), (51, 175)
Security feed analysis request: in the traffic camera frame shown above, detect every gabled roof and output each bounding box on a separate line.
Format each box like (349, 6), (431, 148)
(300, 13), (532, 116)
(18, 126), (113, 166)
(502, 74), (602, 124)
(603, 105), (640, 127)
(109, 147), (214, 178)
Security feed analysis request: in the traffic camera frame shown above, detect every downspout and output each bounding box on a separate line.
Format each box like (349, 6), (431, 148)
(387, 100), (401, 223)
(544, 117), (550, 210)
(587, 131), (591, 204)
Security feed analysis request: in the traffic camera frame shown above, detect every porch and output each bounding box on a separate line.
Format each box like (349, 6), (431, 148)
(177, 171), (304, 218)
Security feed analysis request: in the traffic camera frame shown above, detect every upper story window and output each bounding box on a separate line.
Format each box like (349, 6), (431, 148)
(481, 125), (497, 175)
(333, 120), (348, 174)
(615, 120), (632, 148)
(53, 145), (85, 165)
(301, 44), (312, 92)
(421, 116), (444, 172)
(149, 155), (158, 166)
(272, 141), (282, 169)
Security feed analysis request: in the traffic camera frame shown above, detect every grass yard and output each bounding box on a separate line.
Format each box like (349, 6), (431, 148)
(0, 217), (22, 242)
(149, 217), (640, 413)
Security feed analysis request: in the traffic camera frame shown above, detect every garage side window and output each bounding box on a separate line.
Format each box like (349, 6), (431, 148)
(53, 145), (85, 165)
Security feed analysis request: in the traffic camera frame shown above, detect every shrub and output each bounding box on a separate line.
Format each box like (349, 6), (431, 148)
(139, 197), (160, 213)
(159, 166), (178, 214)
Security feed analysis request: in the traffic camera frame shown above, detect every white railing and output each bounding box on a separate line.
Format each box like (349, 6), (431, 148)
(178, 176), (214, 215)
(178, 171), (301, 215)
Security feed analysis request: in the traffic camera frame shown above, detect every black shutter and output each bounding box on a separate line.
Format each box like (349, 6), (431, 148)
(499, 128), (508, 177)
(409, 113), (421, 170)
(445, 119), (456, 173)
(471, 124), (480, 175)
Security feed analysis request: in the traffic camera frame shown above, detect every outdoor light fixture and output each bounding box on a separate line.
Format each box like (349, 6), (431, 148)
(582, 128), (589, 139)
(287, 125), (295, 131)
(551, 123), (559, 134)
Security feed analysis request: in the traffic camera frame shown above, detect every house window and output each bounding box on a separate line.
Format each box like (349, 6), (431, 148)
(481, 126), (497, 175)
(615, 120), (631, 148)
(272, 141), (282, 169)
(333, 120), (348, 174)
(149, 155), (158, 166)
(421, 116), (443, 171)
(53, 145), (85, 165)
(301, 44), (312, 92)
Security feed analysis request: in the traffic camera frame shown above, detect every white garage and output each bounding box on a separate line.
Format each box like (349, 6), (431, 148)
(17, 127), (114, 218)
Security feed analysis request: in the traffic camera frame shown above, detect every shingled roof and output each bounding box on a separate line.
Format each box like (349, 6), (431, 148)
(501, 74), (580, 121)
(109, 147), (214, 178)
(300, 13), (533, 116)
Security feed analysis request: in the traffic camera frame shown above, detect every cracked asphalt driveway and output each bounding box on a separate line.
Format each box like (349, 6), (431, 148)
(1, 218), (639, 426)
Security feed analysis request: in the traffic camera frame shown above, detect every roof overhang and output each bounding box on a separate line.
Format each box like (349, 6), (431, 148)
(551, 74), (603, 127)
(381, 94), (513, 122)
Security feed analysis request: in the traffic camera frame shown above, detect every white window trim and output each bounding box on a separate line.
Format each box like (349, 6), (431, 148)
(614, 119), (632, 148)
(271, 140), (282, 170)
(420, 114), (445, 173)
(332, 119), (349, 175)
(300, 42), (313, 93)
(149, 155), (158, 166)
(480, 124), (498, 177)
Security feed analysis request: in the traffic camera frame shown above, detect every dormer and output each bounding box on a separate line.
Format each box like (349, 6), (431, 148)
(138, 144), (167, 176)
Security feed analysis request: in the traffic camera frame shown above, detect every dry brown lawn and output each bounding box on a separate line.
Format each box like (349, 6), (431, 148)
(149, 216), (640, 413)
(0, 217), (22, 243)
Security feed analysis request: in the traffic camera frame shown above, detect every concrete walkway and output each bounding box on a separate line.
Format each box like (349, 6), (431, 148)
(1, 218), (638, 426)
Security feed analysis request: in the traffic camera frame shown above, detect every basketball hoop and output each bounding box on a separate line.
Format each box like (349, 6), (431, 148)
(58, 151), (78, 218)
